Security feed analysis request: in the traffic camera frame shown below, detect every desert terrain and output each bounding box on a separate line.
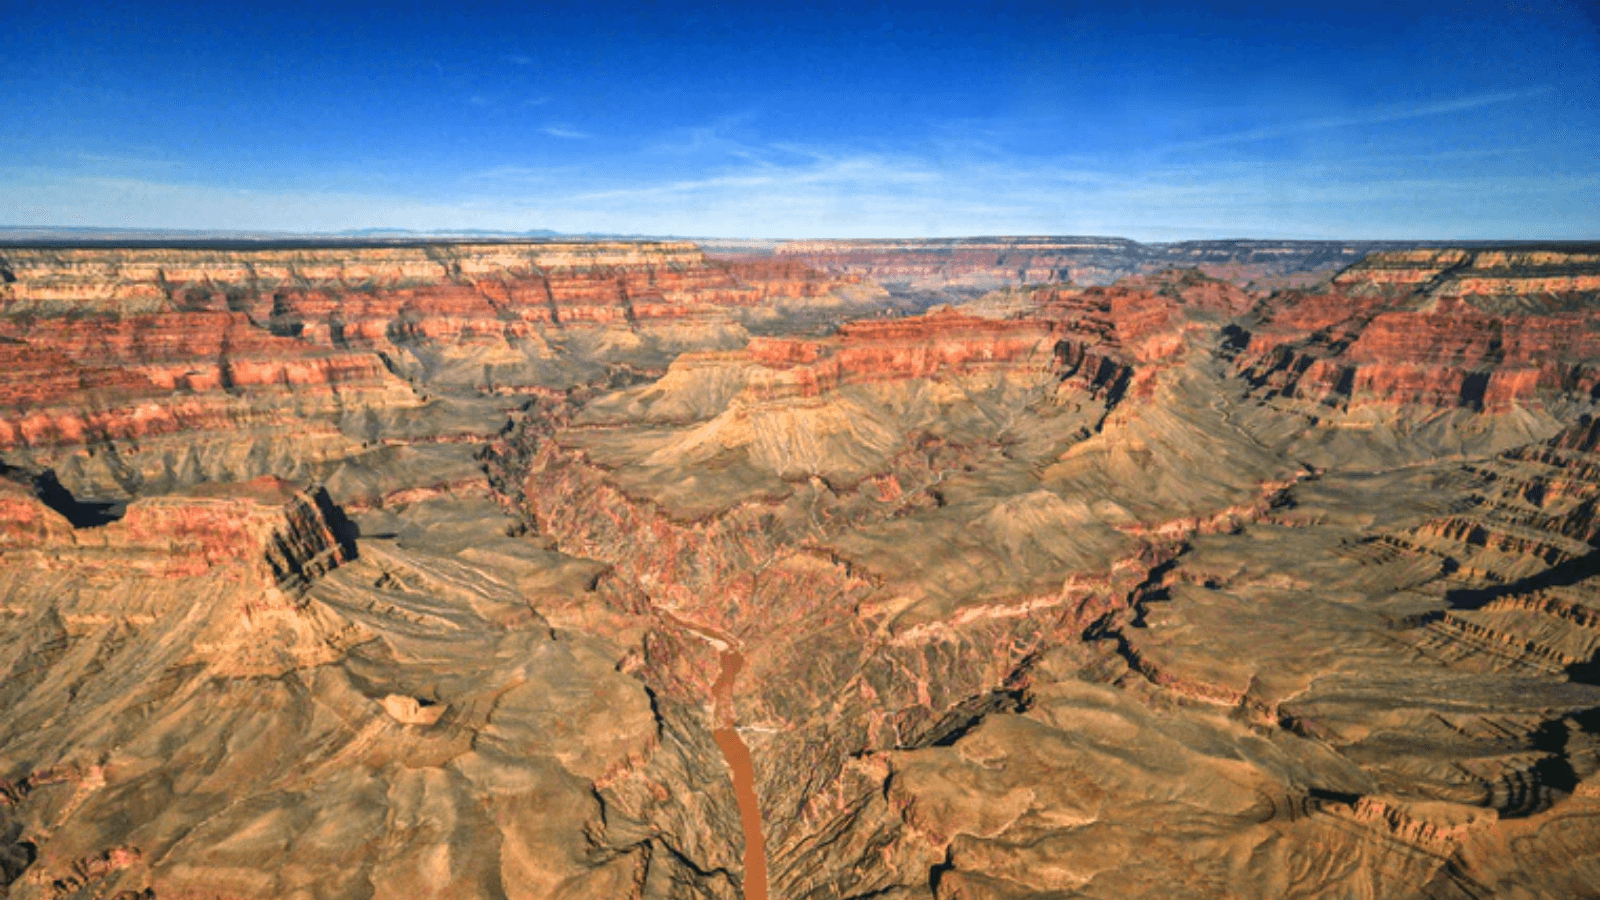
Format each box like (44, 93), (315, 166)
(0, 236), (1598, 899)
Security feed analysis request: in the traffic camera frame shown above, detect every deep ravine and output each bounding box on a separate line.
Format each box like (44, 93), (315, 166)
(663, 609), (769, 900)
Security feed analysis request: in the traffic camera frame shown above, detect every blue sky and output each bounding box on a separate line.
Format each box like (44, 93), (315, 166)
(3, 0), (1598, 239)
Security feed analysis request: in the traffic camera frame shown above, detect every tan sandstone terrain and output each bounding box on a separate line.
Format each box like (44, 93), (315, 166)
(0, 237), (1598, 900)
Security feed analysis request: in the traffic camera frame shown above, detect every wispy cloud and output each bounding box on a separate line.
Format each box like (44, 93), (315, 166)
(541, 125), (590, 139)
(1157, 86), (1552, 154)
(0, 171), (516, 233)
(506, 54), (533, 66)
(466, 164), (572, 184)
(556, 152), (943, 206)
(8, 96), (1596, 241)
(646, 114), (766, 159)
(8, 157), (1594, 240)
(76, 151), (177, 169)
(468, 95), (490, 106)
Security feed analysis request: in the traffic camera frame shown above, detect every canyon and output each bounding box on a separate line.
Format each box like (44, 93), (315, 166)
(0, 236), (1598, 900)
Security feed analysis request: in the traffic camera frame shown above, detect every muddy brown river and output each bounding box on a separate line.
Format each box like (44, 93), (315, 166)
(712, 647), (768, 900)
(661, 608), (769, 900)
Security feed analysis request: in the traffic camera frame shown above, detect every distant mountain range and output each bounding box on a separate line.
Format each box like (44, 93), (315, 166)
(0, 225), (671, 244)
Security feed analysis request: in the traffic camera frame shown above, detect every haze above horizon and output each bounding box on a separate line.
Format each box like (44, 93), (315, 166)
(4, 0), (1598, 241)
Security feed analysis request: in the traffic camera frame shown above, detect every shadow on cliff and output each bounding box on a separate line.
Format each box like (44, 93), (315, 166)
(311, 485), (361, 561)
(1443, 548), (1600, 613)
(0, 465), (125, 528)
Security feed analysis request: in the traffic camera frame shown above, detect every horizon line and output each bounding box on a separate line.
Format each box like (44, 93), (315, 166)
(3, 225), (1597, 247)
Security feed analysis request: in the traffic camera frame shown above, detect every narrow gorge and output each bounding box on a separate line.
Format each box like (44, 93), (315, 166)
(1, 237), (1599, 899)
(711, 645), (767, 900)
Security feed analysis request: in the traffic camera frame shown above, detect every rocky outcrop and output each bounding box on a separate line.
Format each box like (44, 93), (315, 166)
(0, 475), (351, 587)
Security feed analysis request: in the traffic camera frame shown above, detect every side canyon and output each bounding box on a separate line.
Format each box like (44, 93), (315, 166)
(1, 237), (1599, 900)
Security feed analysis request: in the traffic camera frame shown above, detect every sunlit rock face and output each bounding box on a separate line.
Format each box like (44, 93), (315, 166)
(1, 239), (1600, 900)
(0, 242), (880, 505)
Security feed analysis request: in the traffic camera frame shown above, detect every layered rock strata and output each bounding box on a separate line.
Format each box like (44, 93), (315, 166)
(0, 242), (876, 505)
(0, 242), (1599, 900)
(701, 237), (1588, 293)
(1233, 248), (1600, 417)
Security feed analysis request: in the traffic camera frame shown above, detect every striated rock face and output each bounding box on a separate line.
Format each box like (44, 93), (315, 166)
(703, 236), (1545, 293)
(1233, 247), (1600, 416)
(0, 475), (351, 585)
(0, 310), (404, 447)
(0, 242), (853, 317)
(0, 243), (875, 352)
(4, 240), (1600, 900)
(1334, 247), (1600, 311)
(0, 241), (877, 505)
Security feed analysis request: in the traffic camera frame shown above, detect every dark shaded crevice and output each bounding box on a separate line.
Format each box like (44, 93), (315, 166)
(1485, 707), (1600, 818)
(840, 887), (911, 900)
(927, 845), (954, 896)
(1521, 718), (1579, 806)
(0, 829), (34, 888)
(154, 268), (174, 304)
(1332, 365), (1357, 398)
(921, 687), (1031, 748)
(535, 268), (562, 325)
(1052, 339), (1083, 377)
(268, 292), (305, 338)
(1444, 548), (1600, 611)
(1481, 325), (1505, 366)
(1306, 786), (1361, 806)
(1418, 857), (1498, 900)
(1126, 553), (1184, 627)
(385, 305), (427, 346)
(373, 350), (402, 377)
(1243, 344), (1296, 390)
(1085, 618), (1150, 686)
(223, 285), (255, 314)
(328, 311), (349, 348)
(1217, 323), (1251, 359)
(0, 466), (125, 527)
(618, 275), (639, 327)
(1081, 549), (1190, 690)
(311, 486), (360, 560)
(1102, 366), (1133, 410)
(1085, 357), (1124, 397)
(657, 835), (739, 885)
(1459, 371), (1492, 411)
(1415, 254), (1476, 298)
(1566, 656), (1600, 685)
